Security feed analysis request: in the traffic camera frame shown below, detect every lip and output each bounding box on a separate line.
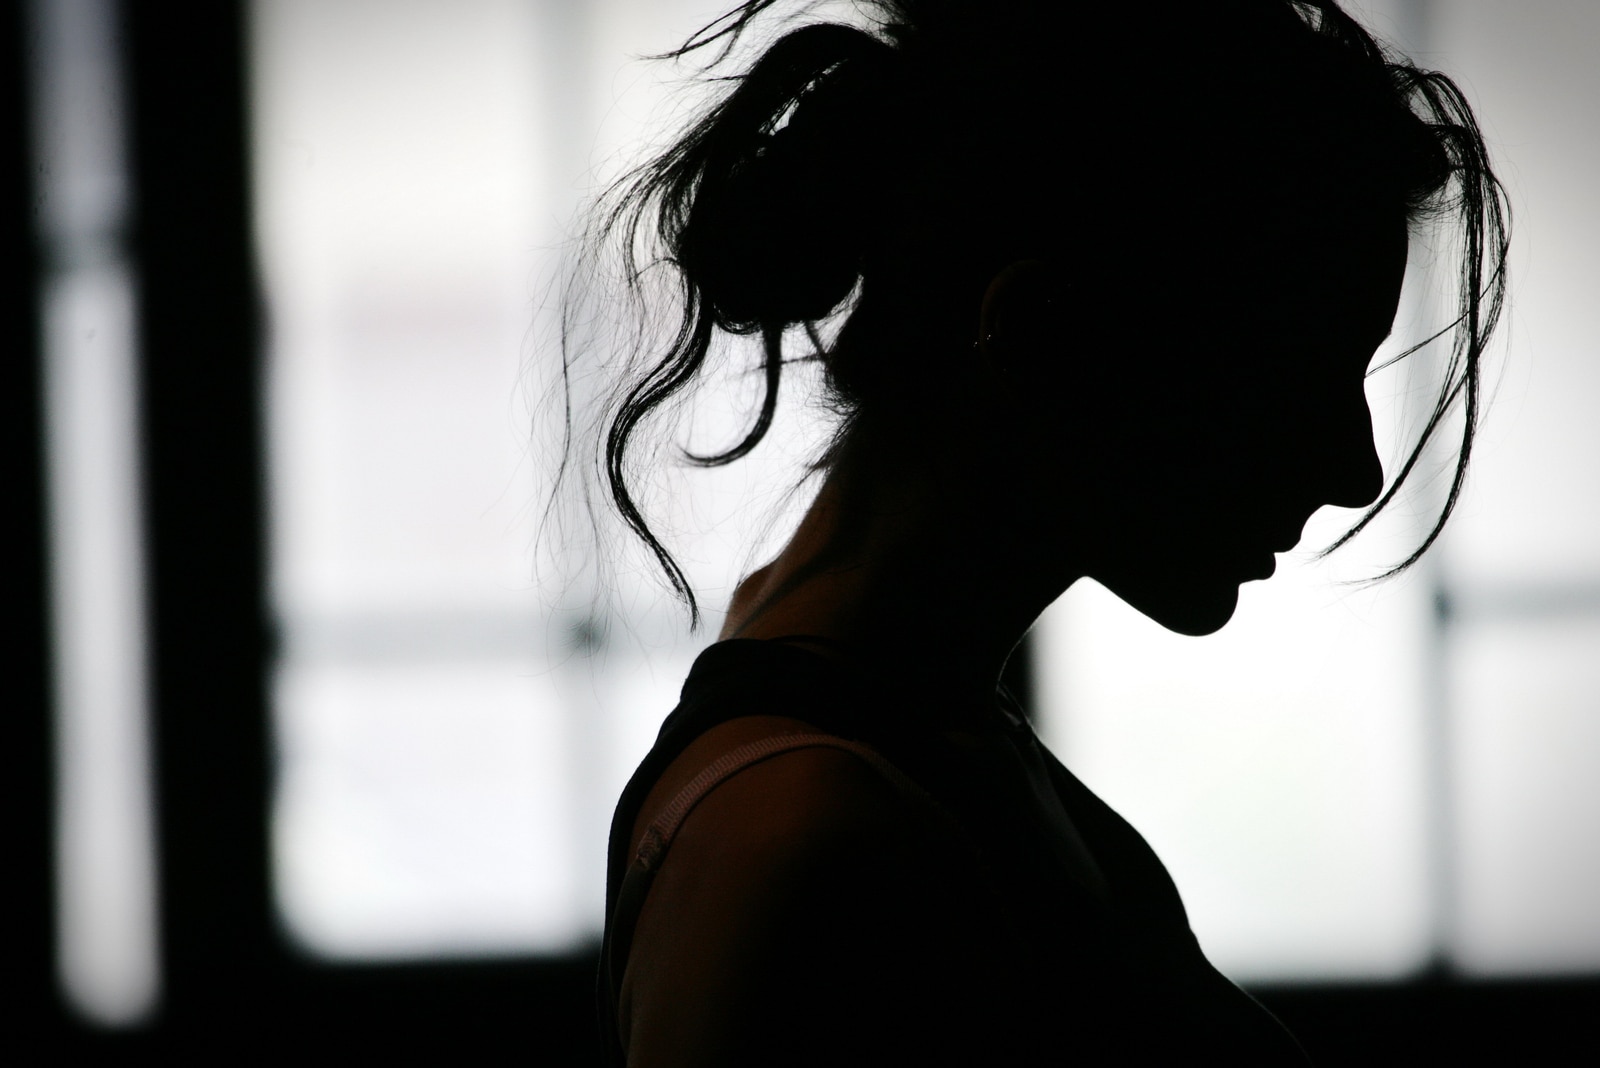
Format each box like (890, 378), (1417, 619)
(1269, 515), (1314, 553)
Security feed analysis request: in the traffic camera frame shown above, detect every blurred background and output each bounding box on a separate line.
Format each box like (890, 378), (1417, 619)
(11, 0), (1598, 1060)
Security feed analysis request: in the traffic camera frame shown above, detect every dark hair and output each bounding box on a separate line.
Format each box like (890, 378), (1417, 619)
(556, 0), (1509, 627)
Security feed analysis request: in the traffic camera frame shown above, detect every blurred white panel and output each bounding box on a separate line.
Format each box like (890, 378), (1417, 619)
(1428, 0), (1600, 585)
(1035, 499), (1435, 980)
(253, 0), (574, 956)
(1452, 616), (1600, 975)
(266, 313), (547, 617)
(254, 0), (554, 618)
(33, 0), (159, 1027)
(273, 657), (580, 958)
(43, 266), (160, 1026)
(1421, 0), (1600, 975)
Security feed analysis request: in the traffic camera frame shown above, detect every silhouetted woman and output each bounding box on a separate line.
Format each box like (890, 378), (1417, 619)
(569, 1), (1508, 1063)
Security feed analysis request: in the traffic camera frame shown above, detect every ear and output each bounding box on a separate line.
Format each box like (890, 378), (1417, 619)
(977, 259), (1064, 374)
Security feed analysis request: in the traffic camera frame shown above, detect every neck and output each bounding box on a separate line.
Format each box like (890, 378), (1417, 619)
(720, 431), (1077, 697)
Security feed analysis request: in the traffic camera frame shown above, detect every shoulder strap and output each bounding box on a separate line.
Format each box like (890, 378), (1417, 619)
(598, 731), (955, 1066)
(630, 732), (920, 873)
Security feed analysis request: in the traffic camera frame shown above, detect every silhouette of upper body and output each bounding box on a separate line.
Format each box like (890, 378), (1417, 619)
(574, 1), (1507, 1063)
(602, 639), (1312, 1065)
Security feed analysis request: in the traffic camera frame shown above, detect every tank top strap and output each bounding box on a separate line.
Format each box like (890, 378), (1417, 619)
(631, 732), (919, 872)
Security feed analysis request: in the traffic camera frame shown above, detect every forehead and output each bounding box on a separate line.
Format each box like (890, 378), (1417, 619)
(1280, 213), (1405, 324)
(1215, 206), (1409, 336)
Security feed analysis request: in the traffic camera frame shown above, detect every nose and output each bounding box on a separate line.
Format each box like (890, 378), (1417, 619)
(1318, 392), (1384, 510)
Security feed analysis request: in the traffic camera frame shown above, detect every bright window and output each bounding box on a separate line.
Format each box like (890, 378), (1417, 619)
(254, 0), (1600, 979)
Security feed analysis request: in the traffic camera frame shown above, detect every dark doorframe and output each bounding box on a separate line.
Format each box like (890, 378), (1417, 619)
(7, 0), (64, 1046)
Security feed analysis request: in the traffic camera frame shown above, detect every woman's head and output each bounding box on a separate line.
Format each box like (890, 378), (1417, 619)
(564, 0), (1508, 630)
(985, 206), (1410, 635)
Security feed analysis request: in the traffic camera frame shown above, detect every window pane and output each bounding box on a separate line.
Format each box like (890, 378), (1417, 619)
(1428, 0), (1600, 583)
(253, 0), (573, 957)
(43, 263), (159, 1022)
(254, 0), (551, 620)
(272, 656), (579, 957)
(1452, 615), (1600, 975)
(1034, 537), (1434, 981)
(33, 0), (160, 1025)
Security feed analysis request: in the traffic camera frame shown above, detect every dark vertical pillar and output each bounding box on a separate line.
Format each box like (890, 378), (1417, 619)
(124, 3), (274, 1046)
(4, 0), (62, 1045)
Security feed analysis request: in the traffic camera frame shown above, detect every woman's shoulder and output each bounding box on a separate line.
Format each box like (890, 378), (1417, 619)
(618, 715), (1023, 1063)
(625, 713), (959, 885)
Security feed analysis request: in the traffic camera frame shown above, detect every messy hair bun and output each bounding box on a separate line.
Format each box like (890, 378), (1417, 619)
(674, 25), (897, 332)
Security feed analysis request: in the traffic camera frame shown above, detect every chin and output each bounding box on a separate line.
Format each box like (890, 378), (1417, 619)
(1102, 576), (1242, 637)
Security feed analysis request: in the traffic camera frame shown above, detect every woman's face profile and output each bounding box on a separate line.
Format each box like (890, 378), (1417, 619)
(1007, 209), (1410, 636)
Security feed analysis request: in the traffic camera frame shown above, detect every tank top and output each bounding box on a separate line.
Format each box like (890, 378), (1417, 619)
(598, 639), (1310, 1065)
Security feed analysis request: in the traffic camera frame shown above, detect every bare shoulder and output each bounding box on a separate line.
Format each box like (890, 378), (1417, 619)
(619, 717), (968, 1066)
(625, 714), (917, 865)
